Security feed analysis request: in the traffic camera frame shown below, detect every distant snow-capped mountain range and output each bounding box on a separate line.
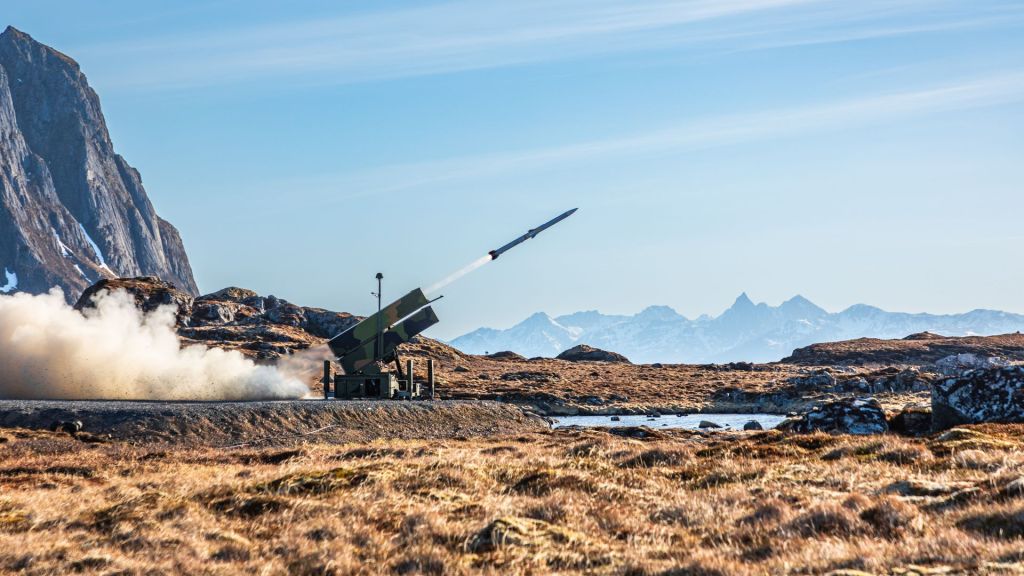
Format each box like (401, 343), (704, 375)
(448, 293), (1024, 363)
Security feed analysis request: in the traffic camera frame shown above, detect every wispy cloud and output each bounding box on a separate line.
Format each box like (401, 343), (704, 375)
(288, 71), (1024, 199)
(77, 0), (1024, 90)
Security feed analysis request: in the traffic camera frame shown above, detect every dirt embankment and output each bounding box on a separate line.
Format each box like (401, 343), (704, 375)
(0, 400), (547, 446)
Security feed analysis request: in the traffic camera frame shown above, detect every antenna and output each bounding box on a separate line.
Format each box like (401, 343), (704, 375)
(375, 272), (383, 359)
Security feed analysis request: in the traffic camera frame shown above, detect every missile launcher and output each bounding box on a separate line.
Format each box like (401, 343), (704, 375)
(323, 209), (577, 400)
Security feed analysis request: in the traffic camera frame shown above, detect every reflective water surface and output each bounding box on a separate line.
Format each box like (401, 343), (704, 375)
(551, 413), (787, 430)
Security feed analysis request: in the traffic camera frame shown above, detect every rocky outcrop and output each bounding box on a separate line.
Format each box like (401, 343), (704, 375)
(903, 331), (945, 341)
(784, 333), (1024, 366)
(0, 27), (197, 301)
(556, 344), (630, 364)
(932, 367), (1024, 429)
(487, 351), (527, 362)
(76, 276), (194, 325)
(781, 398), (888, 435)
(78, 277), (357, 361)
(786, 369), (837, 390)
(837, 367), (934, 394)
(777, 367), (934, 397)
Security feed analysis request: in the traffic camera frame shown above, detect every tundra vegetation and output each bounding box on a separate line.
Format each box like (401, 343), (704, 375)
(2, 425), (1024, 575)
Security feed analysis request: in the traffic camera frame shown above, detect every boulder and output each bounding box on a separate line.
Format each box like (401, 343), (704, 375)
(889, 405), (932, 436)
(606, 426), (666, 439)
(934, 354), (1010, 376)
(50, 420), (83, 434)
(467, 516), (591, 553)
(783, 398), (888, 435)
(743, 420), (764, 431)
(556, 344), (630, 364)
(931, 366), (1024, 429)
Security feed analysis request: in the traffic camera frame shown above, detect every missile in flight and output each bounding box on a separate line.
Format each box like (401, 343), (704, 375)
(488, 208), (577, 260)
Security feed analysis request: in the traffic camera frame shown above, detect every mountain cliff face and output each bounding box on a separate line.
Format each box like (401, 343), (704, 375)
(450, 294), (1024, 363)
(0, 26), (197, 299)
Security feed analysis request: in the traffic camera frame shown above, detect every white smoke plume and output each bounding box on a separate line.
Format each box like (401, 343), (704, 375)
(424, 254), (492, 296)
(0, 288), (309, 400)
(276, 344), (334, 398)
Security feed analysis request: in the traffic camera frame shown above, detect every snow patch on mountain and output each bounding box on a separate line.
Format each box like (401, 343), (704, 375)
(78, 223), (107, 268)
(52, 228), (70, 258)
(0, 268), (16, 292)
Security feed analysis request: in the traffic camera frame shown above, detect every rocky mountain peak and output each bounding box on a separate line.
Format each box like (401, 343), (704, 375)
(731, 292), (755, 309)
(516, 311), (563, 330)
(2, 26), (29, 42)
(636, 305), (683, 322)
(0, 26), (79, 75)
(841, 303), (885, 317)
(783, 294), (812, 306)
(780, 294), (827, 318)
(0, 27), (197, 299)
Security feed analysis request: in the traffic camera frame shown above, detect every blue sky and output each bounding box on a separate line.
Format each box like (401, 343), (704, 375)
(7, 0), (1024, 338)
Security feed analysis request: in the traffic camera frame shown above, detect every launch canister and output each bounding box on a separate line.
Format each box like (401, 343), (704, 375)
(489, 208), (577, 260)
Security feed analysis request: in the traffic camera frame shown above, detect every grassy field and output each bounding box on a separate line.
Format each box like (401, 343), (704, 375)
(2, 425), (1024, 575)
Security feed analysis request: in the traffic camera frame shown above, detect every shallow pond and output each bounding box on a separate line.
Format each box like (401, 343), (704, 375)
(551, 413), (787, 430)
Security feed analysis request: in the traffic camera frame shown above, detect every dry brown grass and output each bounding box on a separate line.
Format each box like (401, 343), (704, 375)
(2, 426), (1024, 575)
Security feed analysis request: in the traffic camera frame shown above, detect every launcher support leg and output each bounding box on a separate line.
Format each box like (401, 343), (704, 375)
(427, 359), (435, 399)
(322, 360), (331, 399)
